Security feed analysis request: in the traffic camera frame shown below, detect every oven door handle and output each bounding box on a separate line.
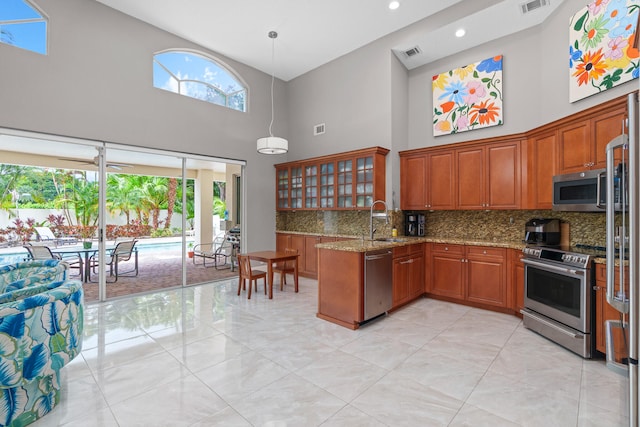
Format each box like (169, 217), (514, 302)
(520, 309), (582, 339)
(521, 258), (584, 276)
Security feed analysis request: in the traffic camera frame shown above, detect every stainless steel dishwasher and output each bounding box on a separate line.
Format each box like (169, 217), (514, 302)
(363, 249), (393, 322)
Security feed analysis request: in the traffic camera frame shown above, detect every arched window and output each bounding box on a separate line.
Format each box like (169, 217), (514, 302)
(0, 0), (47, 55)
(153, 50), (247, 112)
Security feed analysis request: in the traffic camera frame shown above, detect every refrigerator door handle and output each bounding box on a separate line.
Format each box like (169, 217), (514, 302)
(606, 133), (630, 314)
(605, 319), (630, 377)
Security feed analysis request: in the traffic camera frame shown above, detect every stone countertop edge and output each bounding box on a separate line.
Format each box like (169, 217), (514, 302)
(314, 236), (526, 252)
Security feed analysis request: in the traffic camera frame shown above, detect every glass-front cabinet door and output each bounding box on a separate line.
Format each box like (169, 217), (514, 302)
(319, 162), (334, 208)
(356, 155), (374, 207)
(277, 168), (289, 209)
(305, 165), (318, 208)
(337, 159), (353, 208)
(274, 146), (389, 211)
(290, 166), (303, 209)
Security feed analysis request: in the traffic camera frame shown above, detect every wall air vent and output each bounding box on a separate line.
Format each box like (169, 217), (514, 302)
(520, 0), (549, 14)
(403, 46), (421, 58)
(314, 123), (325, 136)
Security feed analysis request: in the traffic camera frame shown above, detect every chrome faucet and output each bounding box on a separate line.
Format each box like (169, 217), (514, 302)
(370, 200), (389, 240)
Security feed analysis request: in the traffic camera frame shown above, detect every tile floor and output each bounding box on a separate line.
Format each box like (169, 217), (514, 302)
(34, 276), (629, 426)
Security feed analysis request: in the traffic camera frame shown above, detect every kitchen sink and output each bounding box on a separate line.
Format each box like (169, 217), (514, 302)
(374, 237), (408, 243)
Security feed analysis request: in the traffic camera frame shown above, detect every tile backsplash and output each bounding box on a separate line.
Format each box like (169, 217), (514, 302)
(276, 209), (607, 246)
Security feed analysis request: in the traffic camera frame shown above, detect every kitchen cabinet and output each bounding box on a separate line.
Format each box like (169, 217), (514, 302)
(466, 246), (507, 307)
(276, 165), (304, 210)
(275, 233), (306, 276)
(304, 235), (338, 277)
(526, 130), (558, 209)
(317, 248), (363, 329)
(430, 243), (465, 299)
(594, 263), (629, 358)
(275, 146), (389, 211)
(400, 149), (456, 210)
(429, 243), (507, 309)
(558, 107), (627, 174)
(457, 140), (521, 209)
(276, 233), (347, 279)
(392, 243), (424, 309)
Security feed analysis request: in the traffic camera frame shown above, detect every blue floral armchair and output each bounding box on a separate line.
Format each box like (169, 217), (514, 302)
(0, 261), (83, 426)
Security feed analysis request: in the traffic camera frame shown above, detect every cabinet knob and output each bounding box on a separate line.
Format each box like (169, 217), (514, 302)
(444, 247), (448, 251)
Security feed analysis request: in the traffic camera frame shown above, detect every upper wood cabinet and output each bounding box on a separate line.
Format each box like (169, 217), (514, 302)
(457, 139), (521, 210)
(558, 105), (627, 174)
(400, 92), (631, 211)
(526, 130), (558, 210)
(275, 146), (389, 211)
(401, 138), (520, 211)
(400, 149), (455, 210)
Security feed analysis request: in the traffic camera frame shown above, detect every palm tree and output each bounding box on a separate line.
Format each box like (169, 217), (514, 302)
(107, 174), (142, 224)
(56, 172), (99, 227)
(164, 177), (177, 230)
(139, 176), (169, 230)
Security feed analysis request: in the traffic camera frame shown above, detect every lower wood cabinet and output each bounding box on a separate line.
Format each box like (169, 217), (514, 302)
(429, 243), (507, 309)
(594, 263), (628, 357)
(276, 233), (352, 279)
(430, 244), (465, 299)
(392, 244), (424, 309)
(317, 248), (363, 329)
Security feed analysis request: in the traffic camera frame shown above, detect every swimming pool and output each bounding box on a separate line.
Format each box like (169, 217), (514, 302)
(0, 239), (190, 266)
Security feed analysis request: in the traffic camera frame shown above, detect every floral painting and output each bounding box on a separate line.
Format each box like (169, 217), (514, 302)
(432, 55), (503, 136)
(569, 0), (639, 103)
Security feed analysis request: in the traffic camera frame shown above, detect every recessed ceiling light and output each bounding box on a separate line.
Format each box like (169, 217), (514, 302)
(455, 28), (466, 38)
(389, 1), (400, 10)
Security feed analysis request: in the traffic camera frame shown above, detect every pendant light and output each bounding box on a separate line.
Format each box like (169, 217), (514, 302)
(257, 31), (288, 154)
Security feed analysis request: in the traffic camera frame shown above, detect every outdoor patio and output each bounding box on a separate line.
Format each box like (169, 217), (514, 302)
(0, 237), (240, 303)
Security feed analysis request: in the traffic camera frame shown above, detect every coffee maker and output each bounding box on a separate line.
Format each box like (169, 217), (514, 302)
(405, 212), (426, 236)
(524, 218), (560, 246)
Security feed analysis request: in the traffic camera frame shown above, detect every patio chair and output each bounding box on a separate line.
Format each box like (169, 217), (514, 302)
(90, 239), (138, 283)
(34, 226), (77, 246)
(23, 244), (83, 280)
(193, 233), (233, 270)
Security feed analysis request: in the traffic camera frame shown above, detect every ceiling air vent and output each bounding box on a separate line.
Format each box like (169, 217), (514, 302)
(314, 123), (325, 136)
(403, 46), (421, 58)
(520, 0), (549, 14)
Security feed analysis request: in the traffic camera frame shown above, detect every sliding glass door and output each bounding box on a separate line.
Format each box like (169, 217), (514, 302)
(0, 128), (244, 302)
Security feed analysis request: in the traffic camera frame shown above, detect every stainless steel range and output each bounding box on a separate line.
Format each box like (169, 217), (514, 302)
(520, 245), (598, 358)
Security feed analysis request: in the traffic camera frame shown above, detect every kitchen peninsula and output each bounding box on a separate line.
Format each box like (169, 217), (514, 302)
(316, 236), (525, 329)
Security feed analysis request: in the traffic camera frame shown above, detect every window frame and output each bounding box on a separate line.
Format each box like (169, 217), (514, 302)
(153, 48), (249, 113)
(0, 0), (48, 55)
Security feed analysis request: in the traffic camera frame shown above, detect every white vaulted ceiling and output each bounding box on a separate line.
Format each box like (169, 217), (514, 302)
(95, 0), (564, 81)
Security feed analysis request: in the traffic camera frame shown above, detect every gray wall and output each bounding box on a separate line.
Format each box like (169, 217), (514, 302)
(287, 0), (638, 203)
(0, 0), (288, 251)
(2, 0), (639, 250)
(408, 0), (637, 149)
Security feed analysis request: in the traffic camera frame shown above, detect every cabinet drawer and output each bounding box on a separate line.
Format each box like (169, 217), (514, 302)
(431, 243), (464, 255)
(466, 246), (506, 258)
(393, 243), (423, 258)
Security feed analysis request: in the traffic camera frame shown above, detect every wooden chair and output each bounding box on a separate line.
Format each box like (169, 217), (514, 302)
(273, 248), (298, 291)
(237, 255), (267, 299)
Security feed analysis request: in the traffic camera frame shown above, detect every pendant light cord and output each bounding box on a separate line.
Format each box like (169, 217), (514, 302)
(268, 32), (277, 138)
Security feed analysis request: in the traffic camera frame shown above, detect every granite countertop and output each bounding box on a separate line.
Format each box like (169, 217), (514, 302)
(314, 235), (525, 253)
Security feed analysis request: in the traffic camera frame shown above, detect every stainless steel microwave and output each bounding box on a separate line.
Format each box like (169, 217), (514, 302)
(552, 168), (623, 212)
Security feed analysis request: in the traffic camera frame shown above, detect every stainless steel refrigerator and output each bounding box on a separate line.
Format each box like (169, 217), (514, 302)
(606, 90), (639, 426)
